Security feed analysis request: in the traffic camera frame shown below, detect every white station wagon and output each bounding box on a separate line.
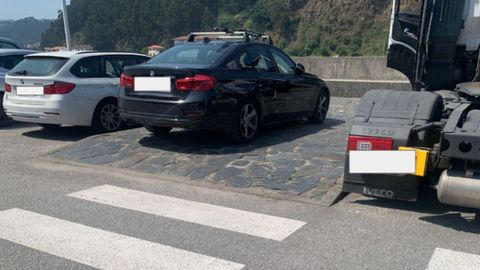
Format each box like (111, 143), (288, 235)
(3, 51), (149, 132)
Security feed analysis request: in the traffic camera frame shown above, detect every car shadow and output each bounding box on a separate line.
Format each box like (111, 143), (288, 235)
(22, 126), (96, 142)
(352, 186), (480, 233)
(138, 117), (347, 154)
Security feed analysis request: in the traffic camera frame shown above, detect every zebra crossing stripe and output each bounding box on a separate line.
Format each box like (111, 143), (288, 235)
(426, 248), (480, 270)
(68, 185), (306, 241)
(0, 208), (244, 270)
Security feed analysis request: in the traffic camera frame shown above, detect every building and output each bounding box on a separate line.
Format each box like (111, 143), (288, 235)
(44, 44), (93, 52)
(44, 46), (67, 52)
(147, 45), (165, 57)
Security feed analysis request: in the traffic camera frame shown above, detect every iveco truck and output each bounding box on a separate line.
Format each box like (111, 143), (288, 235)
(343, 0), (480, 208)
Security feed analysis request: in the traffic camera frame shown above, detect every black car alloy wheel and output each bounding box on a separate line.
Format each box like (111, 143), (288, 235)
(308, 89), (329, 124)
(229, 100), (259, 143)
(240, 103), (258, 139)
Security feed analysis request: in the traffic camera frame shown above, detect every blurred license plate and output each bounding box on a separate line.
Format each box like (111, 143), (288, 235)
(16, 86), (43, 96)
(349, 151), (416, 174)
(134, 77), (171, 92)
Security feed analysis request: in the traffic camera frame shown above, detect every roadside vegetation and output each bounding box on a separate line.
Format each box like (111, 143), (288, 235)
(41, 0), (416, 56)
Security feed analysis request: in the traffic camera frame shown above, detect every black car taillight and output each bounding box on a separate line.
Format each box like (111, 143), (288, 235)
(4, 83), (12, 93)
(43, 81), (76, 95)
(120, 73), (134, 89)
(347, 135), (393, 151)
(176, 74), (216, 91)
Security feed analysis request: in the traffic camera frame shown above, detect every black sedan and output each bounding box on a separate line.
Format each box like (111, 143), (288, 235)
(119, 41), (329, 143)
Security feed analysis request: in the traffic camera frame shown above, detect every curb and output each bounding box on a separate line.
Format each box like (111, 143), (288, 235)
(318, 175), (348, 207)
(35, 155), (338, 207)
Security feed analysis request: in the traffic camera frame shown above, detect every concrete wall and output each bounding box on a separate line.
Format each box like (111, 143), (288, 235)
(292, 57), (412, 97)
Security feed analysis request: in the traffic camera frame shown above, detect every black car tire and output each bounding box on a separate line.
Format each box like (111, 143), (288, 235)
(308, 88), (329, 124)
(228, 99), (259, 143)
(92, 99), (124, 133)
(38, 124), (61, 129)
(145, 126), (172, 136)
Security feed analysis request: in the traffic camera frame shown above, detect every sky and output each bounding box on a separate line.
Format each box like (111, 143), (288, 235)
(0, 0), (71, 20)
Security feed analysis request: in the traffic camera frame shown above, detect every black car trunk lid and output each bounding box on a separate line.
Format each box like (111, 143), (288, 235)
(124, 65), (204, 100)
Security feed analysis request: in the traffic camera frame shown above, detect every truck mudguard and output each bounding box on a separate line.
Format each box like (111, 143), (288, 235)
(343, 89), (443, 201)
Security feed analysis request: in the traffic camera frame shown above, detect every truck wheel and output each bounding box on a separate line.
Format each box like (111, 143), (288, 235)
(308, 88), (329, 124)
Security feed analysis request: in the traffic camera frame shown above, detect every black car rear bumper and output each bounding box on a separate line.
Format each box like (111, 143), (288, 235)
(120, 111), (197, 129)
(118, 95), (236, 131)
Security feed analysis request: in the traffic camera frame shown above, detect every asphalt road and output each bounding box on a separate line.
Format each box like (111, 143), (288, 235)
(1, 123), (480, 270)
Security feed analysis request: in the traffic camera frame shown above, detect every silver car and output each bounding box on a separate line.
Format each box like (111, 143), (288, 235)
(4, 51), (150, 132)
(0, 49), (37, 124)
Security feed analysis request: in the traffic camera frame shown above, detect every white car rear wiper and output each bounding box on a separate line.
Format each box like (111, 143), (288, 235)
(12, 70), (27, 75)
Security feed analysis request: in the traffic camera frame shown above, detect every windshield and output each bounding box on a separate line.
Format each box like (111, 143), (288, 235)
(149, 42), (232, 65)
(0, 55), (25, 70)
(8, 57), (68, 76)
(0, 41), (18, 49)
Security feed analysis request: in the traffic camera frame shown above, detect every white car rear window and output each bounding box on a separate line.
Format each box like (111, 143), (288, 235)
(9, 57), (68, 77)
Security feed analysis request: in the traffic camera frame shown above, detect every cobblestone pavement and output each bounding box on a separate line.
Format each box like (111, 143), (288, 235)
(51, 97), (359, 201)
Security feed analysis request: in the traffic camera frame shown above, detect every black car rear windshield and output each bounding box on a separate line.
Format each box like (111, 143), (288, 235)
(149, 42), (232, 65)
(9, 57), (68, 76)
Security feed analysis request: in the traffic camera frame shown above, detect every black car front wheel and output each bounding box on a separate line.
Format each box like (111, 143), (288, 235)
(308, 88), (329, 124)
(228, 100), (259, 143)
(145, 126), (172, 136)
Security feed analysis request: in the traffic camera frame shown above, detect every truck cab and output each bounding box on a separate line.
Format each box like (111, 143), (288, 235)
(389, 0), (480, 90)
(343, 0), (480, 208)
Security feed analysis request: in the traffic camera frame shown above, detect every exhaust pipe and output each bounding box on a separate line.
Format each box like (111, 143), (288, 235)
(437, 170), (480, 209)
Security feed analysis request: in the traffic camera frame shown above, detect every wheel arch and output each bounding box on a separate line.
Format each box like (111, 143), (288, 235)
(319, 83), (330, 99)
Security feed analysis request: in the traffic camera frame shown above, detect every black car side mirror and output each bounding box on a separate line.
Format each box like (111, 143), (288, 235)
(295, 63), (305, 74)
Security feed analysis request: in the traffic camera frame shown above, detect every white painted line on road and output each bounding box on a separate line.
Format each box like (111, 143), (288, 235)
(0, 208), (244, 270)
(68, 185), (306, 241)
(427, 248), (480, 270)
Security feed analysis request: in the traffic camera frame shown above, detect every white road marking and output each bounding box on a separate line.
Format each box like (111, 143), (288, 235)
(68, 185), (306, 241)
(427, 248), (480, 270)
(0, 208), (244, 270)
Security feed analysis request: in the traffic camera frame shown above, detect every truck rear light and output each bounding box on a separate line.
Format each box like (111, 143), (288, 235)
(44, 81), (76, 95)
(4, 83), (12, 93)
(347, 135), (393, 151)
(120, 73), (134, 89)
(176, 74), (216, 91)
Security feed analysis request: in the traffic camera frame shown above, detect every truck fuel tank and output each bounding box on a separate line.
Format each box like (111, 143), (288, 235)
(437, 169), (480, 208)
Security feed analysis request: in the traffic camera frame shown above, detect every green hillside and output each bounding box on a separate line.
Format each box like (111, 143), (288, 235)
(41, 0), (401, 56)
(0, 17), (52, 48)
